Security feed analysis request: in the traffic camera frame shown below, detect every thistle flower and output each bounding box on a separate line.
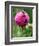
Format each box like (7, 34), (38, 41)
(15, 11), (30, 30)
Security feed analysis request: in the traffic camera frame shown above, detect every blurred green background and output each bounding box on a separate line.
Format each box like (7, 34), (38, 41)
(11, 7), (33, 38)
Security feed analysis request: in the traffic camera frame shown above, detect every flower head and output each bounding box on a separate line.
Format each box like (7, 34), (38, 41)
(15, 11), (30, 27)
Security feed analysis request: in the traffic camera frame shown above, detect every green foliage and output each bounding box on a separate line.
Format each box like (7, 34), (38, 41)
(11, 7), (32, 37)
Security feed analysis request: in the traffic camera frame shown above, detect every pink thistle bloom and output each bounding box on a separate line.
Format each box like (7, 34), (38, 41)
(15, 11), (30, 27)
